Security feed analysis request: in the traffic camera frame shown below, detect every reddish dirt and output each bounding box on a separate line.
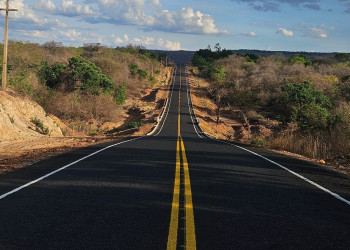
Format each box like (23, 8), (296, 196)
(0, 67), (174, 174)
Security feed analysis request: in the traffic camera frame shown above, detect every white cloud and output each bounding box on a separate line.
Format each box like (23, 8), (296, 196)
(123, 34), (129, 42)
(277, 28), (294, 37)
(17, 30), (54, 39)
(309, 28), (327, 38)
(157, 38), (182, 50)
(241, 31), (257, 37)
(114, 37), (124, 44)
(93, 0), (154, 26)
(34, 0), (96, 16)
(0, 0), (43, 24)
(59, 29), (105, 44)
(34, 0), (56, 11)
(54, 19), (68, 28)
(58, 29), (82, 41)
(86, 0), (227, 35)
(112, 33), (183, 50)
(150, 0), (162, 9)
(154, 7), (228, 35)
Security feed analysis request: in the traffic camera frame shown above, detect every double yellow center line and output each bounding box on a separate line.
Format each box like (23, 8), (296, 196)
(167, 67), (196, 250)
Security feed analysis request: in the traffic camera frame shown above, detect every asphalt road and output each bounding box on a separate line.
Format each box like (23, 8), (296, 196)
(0, 65), (349, 249)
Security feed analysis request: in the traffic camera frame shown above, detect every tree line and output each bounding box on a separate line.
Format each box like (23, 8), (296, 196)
(192, 45), (350, 160)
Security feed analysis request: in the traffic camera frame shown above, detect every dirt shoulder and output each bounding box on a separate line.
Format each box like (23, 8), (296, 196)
(187, 66), (350, 177)
(0, 67), (174, 174)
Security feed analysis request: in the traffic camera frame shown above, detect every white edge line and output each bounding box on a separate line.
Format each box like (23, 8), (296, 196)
(185, 66), (202, 138)
(185, 67), (350, 206)
(0, 137), (142, 200)
(213, 138), (350, 206)
(153, 66), (177, 137)
(185, 66), (209, 137)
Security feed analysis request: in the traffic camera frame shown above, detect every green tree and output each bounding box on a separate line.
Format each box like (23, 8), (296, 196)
(289, 54), (312, 67)
(37, 61), (66, 88)
(67, 56), (114, 94)
(282, 81), (331, 109)
(211, 65), (226, 84)
(281, 81), (333, 132)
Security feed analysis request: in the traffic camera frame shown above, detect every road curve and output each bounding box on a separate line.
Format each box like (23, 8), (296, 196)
(0, 65), (349, 249)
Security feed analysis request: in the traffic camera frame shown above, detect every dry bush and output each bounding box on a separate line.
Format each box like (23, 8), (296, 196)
(205, 52), (350, 160)
(88, 47), (162, 98)
(46, 92), (118, 124)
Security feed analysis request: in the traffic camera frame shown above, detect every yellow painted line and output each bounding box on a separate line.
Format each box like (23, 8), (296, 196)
(167, 66), (182, 250)
(167, 137), (181, 250)
(167, 66), (196, 250)
(180, 137), (197, 250)
(178, 66), (182, 137)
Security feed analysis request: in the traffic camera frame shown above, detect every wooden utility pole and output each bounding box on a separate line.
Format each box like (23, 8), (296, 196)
(0, 0), (17, 90)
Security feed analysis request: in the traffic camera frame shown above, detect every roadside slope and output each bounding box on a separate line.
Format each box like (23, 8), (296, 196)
(0, 91), (62, 141)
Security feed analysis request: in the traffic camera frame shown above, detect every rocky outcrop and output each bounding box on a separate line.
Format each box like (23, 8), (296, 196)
(0, 91), (62, 142)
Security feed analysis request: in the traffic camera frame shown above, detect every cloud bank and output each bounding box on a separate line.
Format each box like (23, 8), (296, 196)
(34, 0), (228, 35)
(112, 33), (183, 50)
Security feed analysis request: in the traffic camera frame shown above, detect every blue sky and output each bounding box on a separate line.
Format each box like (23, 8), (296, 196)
(0, 0), (349, 51)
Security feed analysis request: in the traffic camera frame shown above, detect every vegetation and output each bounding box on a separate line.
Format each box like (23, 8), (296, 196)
(128, 121), (143, 129)
(114, 83), (127, 105)
(192, 46), (350, 160)
(38, 57), (115, 95)
(289, 54), (312, 67)
(1, 41), (165, 134)
(30, 117), (49, 135)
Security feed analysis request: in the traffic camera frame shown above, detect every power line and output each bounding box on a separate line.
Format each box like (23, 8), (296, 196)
(15, 10), (58, 44)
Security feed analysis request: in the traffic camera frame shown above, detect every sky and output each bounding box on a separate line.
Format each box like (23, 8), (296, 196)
(0, 0), (349, 52)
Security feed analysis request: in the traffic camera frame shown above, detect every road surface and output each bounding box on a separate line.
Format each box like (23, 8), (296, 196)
(0, 65), (349, 249)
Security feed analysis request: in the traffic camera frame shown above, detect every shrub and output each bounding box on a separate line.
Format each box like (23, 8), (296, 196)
(149, 75), (156, 85)
(290, 55), (312, 67)
(128, 121), (143, 129)
(9, 73), (33, 95)
(30, 117), (49, 135)
(129, 63), (148, 80)
(37, 61), (66, 88)
(114, 83), (127, 105)
(137, 68), (148, 80)
(129, 63), (138, 76)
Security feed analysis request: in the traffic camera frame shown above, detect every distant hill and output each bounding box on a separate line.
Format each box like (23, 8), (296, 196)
(151, 49), (337, 64)
(230, 49), (336, 60)
(150, 50), (196, 64)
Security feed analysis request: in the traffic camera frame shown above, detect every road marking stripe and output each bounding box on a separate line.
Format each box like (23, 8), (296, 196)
(167, 65), (197, 249)
(180, 137), (197, 250)
(167, 138), (181, 250)
(154, 66), (177, 136)
(185, 66), (203, 138)
(216, 139), (350, 206)
(178, 66), (182, 137)
(0, 137), (143, 201)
